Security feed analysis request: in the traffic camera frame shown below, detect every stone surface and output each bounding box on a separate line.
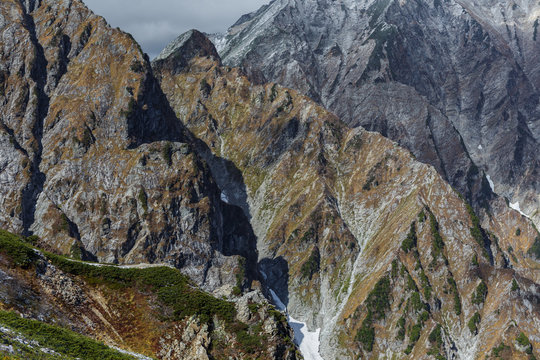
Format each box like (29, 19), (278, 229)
(213, 0), (540, 228)
(0, 0), (256, 293)
(154, 38), (540, 359)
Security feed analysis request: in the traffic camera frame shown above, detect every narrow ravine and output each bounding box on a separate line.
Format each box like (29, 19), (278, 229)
(268, 289), (323, 360)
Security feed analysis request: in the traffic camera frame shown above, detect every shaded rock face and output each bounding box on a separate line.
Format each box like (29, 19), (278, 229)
(214, 0), (540, 226)
(0, 0), (256, 292)
(154, 38), (540, 359)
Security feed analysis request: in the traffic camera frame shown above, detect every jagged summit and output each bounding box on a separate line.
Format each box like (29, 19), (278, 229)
(215, 0), (540, 229)
(1, 1), (540, 360)
(154, 29), (220, 73)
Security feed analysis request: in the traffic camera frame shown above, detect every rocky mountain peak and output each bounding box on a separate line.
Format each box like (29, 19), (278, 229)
(1, 0), (540, 359)
(154, 29), (221, 74)
(215, 0), (540, 229)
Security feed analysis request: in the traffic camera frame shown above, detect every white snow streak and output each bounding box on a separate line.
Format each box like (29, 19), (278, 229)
(510, 201), (530, 218)
(486, 175), (495, 192)
(269, 290), (323, 360)
(220, 192), (230, 204)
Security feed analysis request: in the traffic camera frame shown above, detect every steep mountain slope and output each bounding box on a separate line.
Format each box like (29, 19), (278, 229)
(154, 31), (540, 359)
(0, 0), (260, 293)
(0, 230), (297, 360)
(213, 0), (540, 227)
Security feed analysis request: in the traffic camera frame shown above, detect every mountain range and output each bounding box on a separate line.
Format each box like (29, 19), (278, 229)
(0, 0), (539, 359)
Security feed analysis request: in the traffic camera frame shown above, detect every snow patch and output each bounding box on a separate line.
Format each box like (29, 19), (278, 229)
(220, 192), (230, 204)
(510, 201), (530, 218)
(269, 290), (324, 360)
(478, 144), (483, 150)
(486, 175), (495, 192)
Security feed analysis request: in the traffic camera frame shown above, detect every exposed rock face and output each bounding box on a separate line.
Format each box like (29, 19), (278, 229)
(1, 1), (540, 359)
(0, 0), (257, 293)
(0, 235), (298, 360)
(213, 0), (540, 227)
(154, 34), (540, 359)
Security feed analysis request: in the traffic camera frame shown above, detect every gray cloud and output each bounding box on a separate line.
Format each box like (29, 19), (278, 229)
(83, 0), (269, 58)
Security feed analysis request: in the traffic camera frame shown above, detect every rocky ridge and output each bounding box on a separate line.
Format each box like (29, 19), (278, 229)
(154, 30), (540, 359)
(213, 0), (540, 228)
(0, 229), (298, 360)
(0, 1), (539, 359)
(0, 0), (262, 295)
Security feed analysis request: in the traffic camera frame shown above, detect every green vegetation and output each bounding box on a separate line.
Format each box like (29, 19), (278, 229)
(50, 254), (236, 324)
(228, 322), (266, 354)
(466, 204), (490, 260)
(516, 332), (531, 347)
(0, 229), (280, 357)
(407, 273), (417, 291)
(0, 230), (237, 325)
(355, 276), (392, 352)
(233, 257), (246, 295)
(409, 323), (422, 344)
(300, 228), (315, 243)
(429, 324), (443, 348)
(0, 311), (134, 359)
(52, 213), (70, 234)
(300, 247), (320, 280)
(511, 279), (520, 292)
(410, 292), (424, 313)
(447, 276), (462, 315)
(471, 254), (479, 267)
(0, 230), (36, 268)
(429, 212), (444, 261)
(528, 236), (540, 259)
(471, 280), (488, 305)
(424, 286), (432, 301)
(401, 222), (417, 253)
(391, 259), (398, 278)
(418, 209), (426, 223)
(365, 276), (391, 320)
(161, 142), (173, 166)
(199, 78), (211, 95)
(404, 322), (423, 355)
(269, 84), (278, 102)
(70, 243), (83, 260)
(138, 188), (148, 213)
(396, 316), (406, 341)
(467, 312), (481, 334)
(516, 228), (521, 236)
(356, 317), (375, 352)
(419, 269), (429, 289)
(492, 342), (510, 358)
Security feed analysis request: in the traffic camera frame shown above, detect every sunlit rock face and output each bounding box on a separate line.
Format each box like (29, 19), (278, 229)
(0, 0), (258, 294)
(155, 29), (540, 359)
(215, 0), (540, 228)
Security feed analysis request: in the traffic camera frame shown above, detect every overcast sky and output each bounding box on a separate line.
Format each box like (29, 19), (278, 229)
(83, 0), (270, 58)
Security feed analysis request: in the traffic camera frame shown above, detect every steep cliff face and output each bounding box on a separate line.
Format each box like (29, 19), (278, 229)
(213, 0), (540, 227)
(154, 33), (540, 359)
(0, 0), (259, 293)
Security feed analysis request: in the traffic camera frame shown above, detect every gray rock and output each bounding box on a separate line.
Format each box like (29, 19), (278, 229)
(214, 0), (540, 227)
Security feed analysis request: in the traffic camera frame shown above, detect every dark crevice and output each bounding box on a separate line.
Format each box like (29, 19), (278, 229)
(20, 7), (48, 236)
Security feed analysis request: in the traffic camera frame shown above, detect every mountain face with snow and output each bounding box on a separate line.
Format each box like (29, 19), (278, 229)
(1, 1), (540, 360)
(154, 30), (540, 359)
(215, 0), (540, 229)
